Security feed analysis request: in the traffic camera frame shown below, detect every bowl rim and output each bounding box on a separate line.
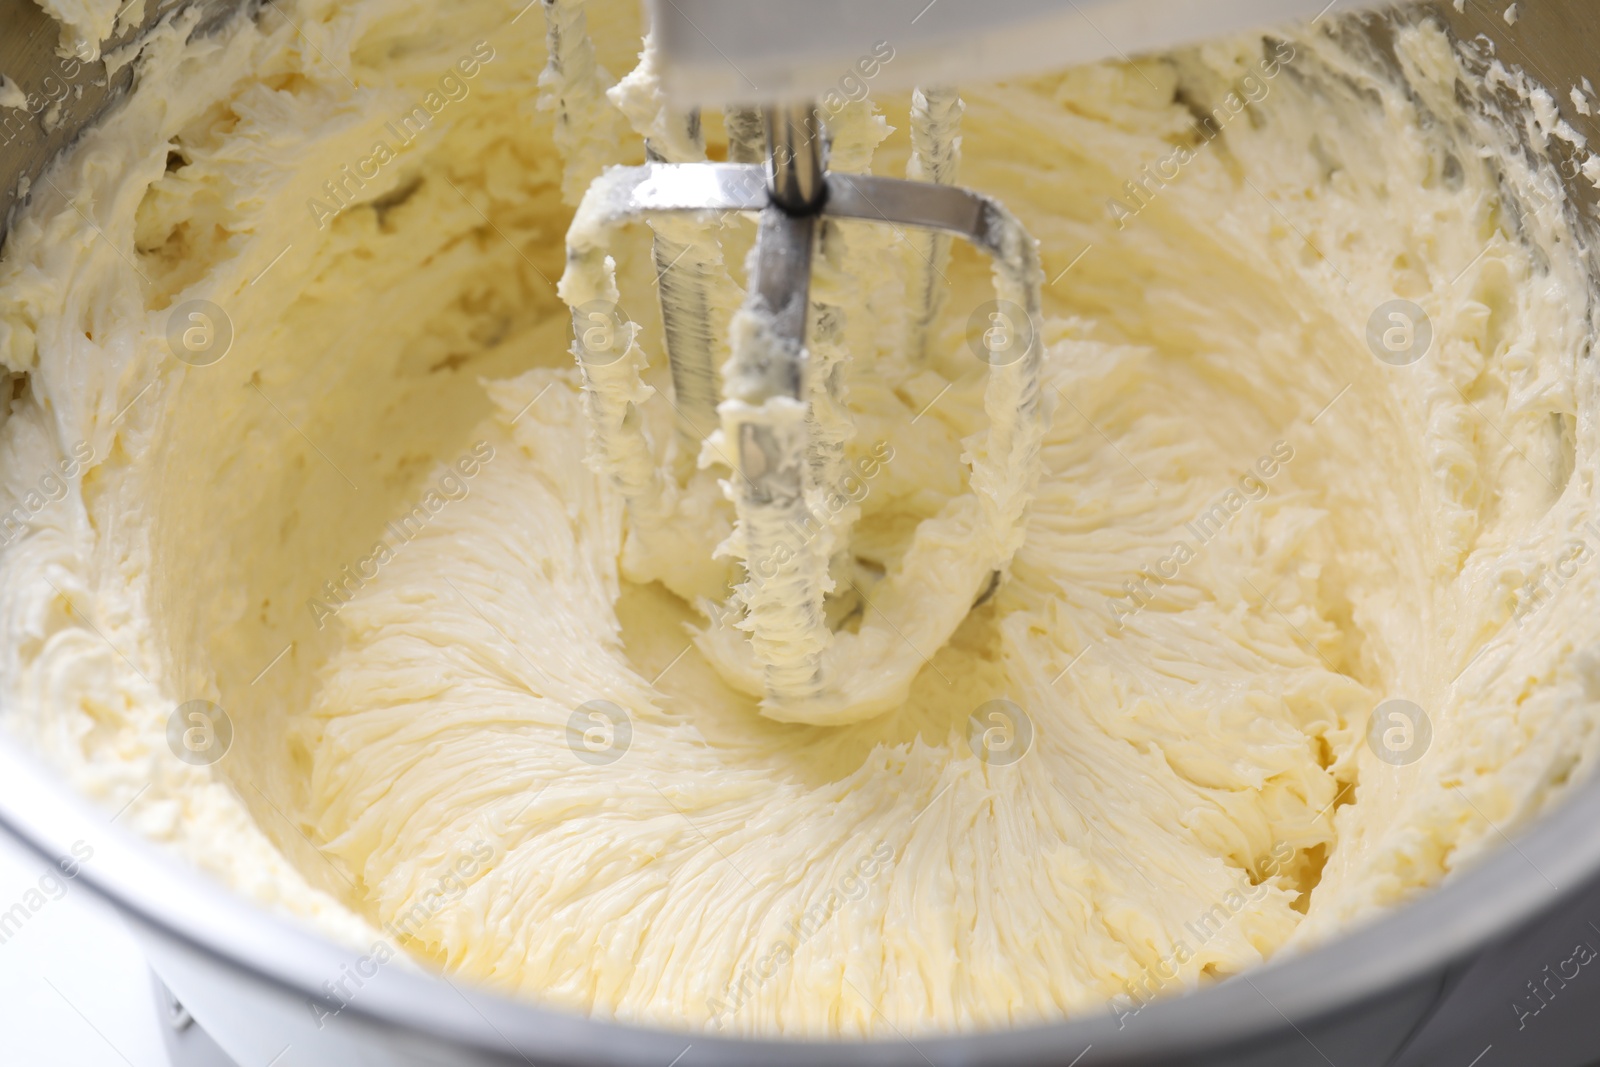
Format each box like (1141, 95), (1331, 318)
(2, 736), (1596, 1066)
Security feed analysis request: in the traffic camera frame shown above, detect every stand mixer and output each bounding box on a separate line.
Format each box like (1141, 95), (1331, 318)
(549, 0), (1376, 725)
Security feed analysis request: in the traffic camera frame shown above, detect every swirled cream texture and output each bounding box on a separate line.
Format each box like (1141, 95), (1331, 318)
(3, 0), (1600, 1038)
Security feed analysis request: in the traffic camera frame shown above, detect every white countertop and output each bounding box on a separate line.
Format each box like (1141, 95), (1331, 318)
(0, 827), (173, 1066)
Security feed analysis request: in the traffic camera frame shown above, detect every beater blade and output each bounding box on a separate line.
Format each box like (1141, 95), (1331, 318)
(558, 103), (1046, 725)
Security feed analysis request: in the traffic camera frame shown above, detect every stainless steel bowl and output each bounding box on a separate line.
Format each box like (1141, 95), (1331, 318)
(3, 2), (1600, 1064)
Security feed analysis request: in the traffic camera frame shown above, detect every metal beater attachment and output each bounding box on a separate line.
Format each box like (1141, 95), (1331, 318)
(560, 100), (1046, 725)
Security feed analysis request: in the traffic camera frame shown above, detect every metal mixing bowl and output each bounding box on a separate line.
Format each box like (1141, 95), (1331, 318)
(3, 1), (1600, 1064)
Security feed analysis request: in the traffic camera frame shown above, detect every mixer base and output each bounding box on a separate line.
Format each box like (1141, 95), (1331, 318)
(151, 971), (239, 1067)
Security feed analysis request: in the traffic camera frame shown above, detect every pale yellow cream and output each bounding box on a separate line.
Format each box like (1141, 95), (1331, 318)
(2, 0), (1600, 1039)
